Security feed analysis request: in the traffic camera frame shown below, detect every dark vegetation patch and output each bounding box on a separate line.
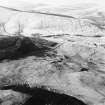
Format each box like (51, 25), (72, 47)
(80, 68), (89, 71)
(0, 36), (58, 60)
(1, 84), (87, 105)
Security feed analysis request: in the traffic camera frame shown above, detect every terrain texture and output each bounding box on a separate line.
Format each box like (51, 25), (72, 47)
(0, 3), (105, 105)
